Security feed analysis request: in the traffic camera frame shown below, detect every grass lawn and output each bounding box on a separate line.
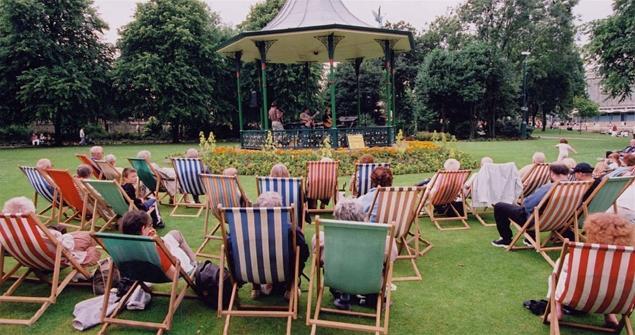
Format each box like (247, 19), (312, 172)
(0, 130), (631, 334)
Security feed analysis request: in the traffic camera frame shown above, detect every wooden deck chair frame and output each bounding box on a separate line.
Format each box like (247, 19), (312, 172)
(91, 232), (197, 335)
(43, 168), (90, 230)
(76, 154), (103, 179)
(520, 163), (551, 203)
(256, 176), (306, 229)
(543, 240), (635, 335)
(217, 206), (300, 335)
(19, 166), (58, 224)
(127, 157), (173, 205)
(351, 163), (390, 198)
(305, 161), (339, 215)
(369, 186), (430, 281)
(420, 170), (472, 231)
(507, 180), (593, 266)
(94, 160), (122, 182)
(196, 174), (250, 259)
(81, 180), (135, 232)
(0, 213), (91, 326)
(464, 186), (495, 227)
(169, 158), (206, 218)
(347, 134), (366, 150)
(306, 217), (394, 334)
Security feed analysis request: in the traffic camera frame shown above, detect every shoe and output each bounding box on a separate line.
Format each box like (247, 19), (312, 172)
(154, 220), (165, 229)
(523, 238), (533, 247)
(491, 238), (511, 248)
(260, 284), (273, 295)
(250, 289), (261, 299)
(334, 293), (351, 310)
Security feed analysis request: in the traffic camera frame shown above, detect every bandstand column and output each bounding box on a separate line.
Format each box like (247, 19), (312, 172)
(327, 34), (338, 147)
(234, 52), (243, 131)
(390, 49), (396, 127)
(256, 41), (269, 130)
(354, 57), (363, 123)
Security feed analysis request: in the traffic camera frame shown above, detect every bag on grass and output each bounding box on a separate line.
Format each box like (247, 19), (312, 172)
(92, 258), (120, 295)
(194, 260), (232, 310)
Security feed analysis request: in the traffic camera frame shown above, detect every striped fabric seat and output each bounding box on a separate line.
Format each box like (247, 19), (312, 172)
(170, 158), (206, 217)
(0, 214), (56, 271)
(305, 161), (339, 213)
(257, 176), (304, 227)
(20, 166), (55, 204)
(45, 168), (89, 229)
(94, 160), (121, 181)
(522, 163), (551, 198)
(353, 163), (390, 197)
(421, 170), (471, 231)
(76, 154), (102, 179)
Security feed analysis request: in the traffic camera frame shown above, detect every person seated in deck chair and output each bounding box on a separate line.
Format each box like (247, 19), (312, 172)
(464, 156), (494, 194)
(306, 157), (336, 211)
(518, 152), (547, 180)
(546, 213), (635, 327)
(105, 154), (123, 174)
(491, 164), (571, 248)
(136, 150), (177, 201)
(270, 163), (290, 178)
(35, 158), (55, 193)
(606, 153), (635, 177)
(355, 166), (393, 222)
(348, 154), (375, 194)
(76, 164), (93, 180)
(120, 210), (197, 278)
(185, 148), (199, 159)
(121, 167), (164, 228)
(89, 146), (104, 161)
(621, 138), (635, 154)
(2, 197), (101, 268)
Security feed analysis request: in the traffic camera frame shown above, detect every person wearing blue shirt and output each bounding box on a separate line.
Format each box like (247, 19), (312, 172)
(491, 164), (571, 247)
(356, 166), (393, 222)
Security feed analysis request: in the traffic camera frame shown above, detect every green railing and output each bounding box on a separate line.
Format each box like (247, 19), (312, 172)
(240, 127), (395, 149)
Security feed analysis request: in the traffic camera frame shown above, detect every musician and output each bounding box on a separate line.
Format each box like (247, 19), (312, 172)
(299, 107), (319, 128)
(268, 101), (284, 130)
(322, 107), (333, 128)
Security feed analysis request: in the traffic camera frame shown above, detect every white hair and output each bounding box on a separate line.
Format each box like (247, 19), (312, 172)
(333, 199), (366, 221)
(480, 156), (493, 167)
(443, 159), (461, 171)
(36, 158), (52, 170)
(532, 152), (546, 164)
(320, 157), (334, 162)
(105, 154), (116, 164)
(185, 148), (199, 159)
(256, 192), (282, 207)
(137, 150), (151, 160)
(90, 146), (104, 157)
(3, 197), (36, 214)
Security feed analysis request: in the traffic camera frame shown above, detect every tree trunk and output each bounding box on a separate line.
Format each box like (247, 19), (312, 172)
(171, 117), (180, 143)
(54, 110), (63, 146)
(541, 106), (547, 132)
(469, 106), (475, 140)
(440, 109), (446, 133)
(491, 106), (496, 139)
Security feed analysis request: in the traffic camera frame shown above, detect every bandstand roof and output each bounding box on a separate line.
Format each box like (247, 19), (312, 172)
(218, 0), (415, 63)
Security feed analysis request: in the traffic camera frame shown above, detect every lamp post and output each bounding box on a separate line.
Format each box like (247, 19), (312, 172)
(520, 51), (531, 139)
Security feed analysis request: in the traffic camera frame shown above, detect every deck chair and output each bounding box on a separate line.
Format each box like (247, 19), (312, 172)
(466, 163), (523, 227)
(76, 154), (103, 179)
(19, 166), (58, 223)
(127, 157), (174, 204)
(370, 186), (429, 281)
(218, 207), (300, 335)
(352, 163), (390, 197)
(305, 161), (339, 215)
(257, 176), (305, 228)
(170, 158), (206, 218)
(543, 241), (635, 335)
(0, 213), (91, 326)
(420, 170), (472, 231)
(81, 180), (135, 232)
(577, 176), (635, 230)
(507, 180), (593, 266)
(44, 168), (90, 230)
(307, 218), (394, 334)
(347, 134), (366, 149)
(520, 163), (551, 202)
(92, 232), (197, 335)
(196, 174), (250, 259)
(94, 160), (122, 182)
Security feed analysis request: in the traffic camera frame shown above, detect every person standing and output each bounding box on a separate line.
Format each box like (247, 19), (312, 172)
(268, 101), (284, 130)
(555, 138), (576, 161)
(79, 127), (86, 145)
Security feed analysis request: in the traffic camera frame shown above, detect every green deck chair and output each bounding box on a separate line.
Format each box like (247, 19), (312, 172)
(128, 157), (172, 204)
(307, 218), (395, 334)
(82, 180), (134, 232)
(91, 232), (197, 335)
(577, 176), (634, 233)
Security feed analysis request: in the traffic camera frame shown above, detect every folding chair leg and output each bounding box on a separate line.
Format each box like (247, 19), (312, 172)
(222, 283), (239, 335)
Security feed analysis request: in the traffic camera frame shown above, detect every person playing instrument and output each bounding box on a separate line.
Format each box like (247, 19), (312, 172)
(322, 107), (333, 128)
(299, 107), (319, 128)
(268, 101), (284, 130)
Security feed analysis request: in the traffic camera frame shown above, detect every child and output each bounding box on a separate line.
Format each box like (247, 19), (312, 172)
(555, 138), (577, 161)
(121, 167), (164, 228)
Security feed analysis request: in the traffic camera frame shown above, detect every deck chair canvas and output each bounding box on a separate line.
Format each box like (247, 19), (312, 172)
(170, 158), (206, 218)
(507, 181), (593, 266)
(543, 241), (635, 335)
(196, 174), (250, 259)
(0, 213), (91, 326)
(92, 232), (197, 334)
(420, 170), (472, 231)
(305, 161), (339, 215)
(218, 207), (300, 335)
(19, 166), (58, 223)
(466, 163), (523, 227)
(81, 180), (135, 232)
(44, 168), (90, 230)
(257, 176), (305, 228)
(577, 176), (634, 228)
(521, 163), (551, 201)
(94, 160), (122, 182)
(307, 218), (394, 334)
(127, 157), (173, 204)
(352, 163), (390, 197)
(76, 154), (103, 179)
(370, 186), (429, 281)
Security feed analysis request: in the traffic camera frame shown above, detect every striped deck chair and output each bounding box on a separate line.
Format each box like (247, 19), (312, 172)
(127, 157), (173, 204)
(0, 213), (91, 326)
(44, 168), (90, 230)
(420, 170), (472, 231)
(352, 162), (390, 197)
(543, 241), (635, 335)
(307, 218), (394, 334)
(76, 154), (103, 179)
(257, 176), (305, 228)
(92, 232), (197, 334)
(507, 180), (593, 266)
(19, 166), (58, 223)
(82, 180), (135, 232)
(218, 207), (299, 335)
(196, 174), (250, 259)
(370, 186), (429, 281)
(465, 163), (523, 227)
(305, 161), (339, 215)
(94, 160), (122, 182)
(521, 163), (551, 201)
(577, 176), (635, 230)
(170, 158), (206, 218)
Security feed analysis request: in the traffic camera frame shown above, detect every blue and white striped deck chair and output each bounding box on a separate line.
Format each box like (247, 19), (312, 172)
(19, 166), (57, 222)
(256, 176), (305, 228)
(170, 158), (206, 218)
(352, 163), (390, 197)
(218, 207), (299, 335)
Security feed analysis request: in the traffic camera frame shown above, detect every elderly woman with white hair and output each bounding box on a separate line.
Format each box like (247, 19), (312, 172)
(518, 152), (547, 179)
(464, 156), (494, 194)
(136, 150), (177, 199)
(89, 146), (104, 161)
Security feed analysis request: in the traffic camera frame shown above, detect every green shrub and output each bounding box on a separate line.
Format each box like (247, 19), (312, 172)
(414, 130), (454, 142)
(0, 125), (31, 142)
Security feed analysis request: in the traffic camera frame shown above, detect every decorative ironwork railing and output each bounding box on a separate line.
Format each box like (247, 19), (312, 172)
(240, 127), (394, 149)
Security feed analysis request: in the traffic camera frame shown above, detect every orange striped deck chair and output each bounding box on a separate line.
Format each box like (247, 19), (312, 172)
(94, 160), (122, 182)
(44, 168), (90, 230)
(507, 180), (593, 266)
(305, 161), (339, 215)
(370, 186), (430, 281)
(75, 154), (103, 179)
(521, 163), (551, 201)
(420, 170), (471, 231)
(544, 241), (635, 335)
(0, 213), (91, 326)
(196, 174), (250, 259)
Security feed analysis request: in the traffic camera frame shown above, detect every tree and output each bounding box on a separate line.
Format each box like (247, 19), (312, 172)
(573, 96), (600, 119)
(587, 0), (635, 101)
(0, 0), (113, 144)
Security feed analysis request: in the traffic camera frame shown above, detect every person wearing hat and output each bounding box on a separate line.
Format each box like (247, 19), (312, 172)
(572, 162), (602, 203)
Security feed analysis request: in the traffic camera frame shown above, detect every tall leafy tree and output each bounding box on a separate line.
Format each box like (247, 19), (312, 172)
(0, 0), (113, 144)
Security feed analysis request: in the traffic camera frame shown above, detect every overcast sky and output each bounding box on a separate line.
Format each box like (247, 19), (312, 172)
(94, 0), (614, 45)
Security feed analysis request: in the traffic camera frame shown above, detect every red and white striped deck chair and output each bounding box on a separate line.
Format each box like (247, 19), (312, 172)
(420, 170), (471, 231)
(543, 241), (635, 335)
(520, 163), (551, 202)
(507, 181), (593, 266)
(370, 186), (430, 281)
(0, 213), (91, 326)
(305, 161), (339, 215)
